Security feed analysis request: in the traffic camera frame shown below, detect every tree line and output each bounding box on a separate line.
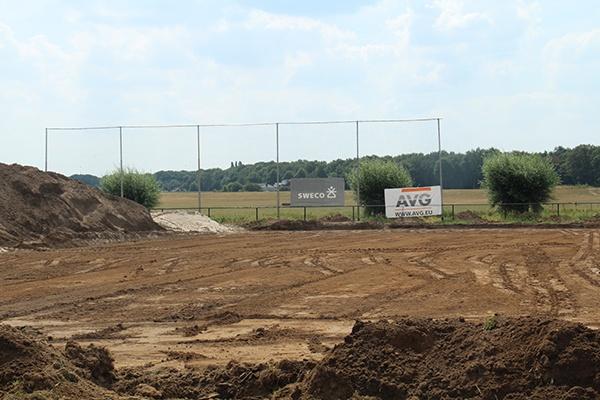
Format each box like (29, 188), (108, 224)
(71, 144), (600, 192)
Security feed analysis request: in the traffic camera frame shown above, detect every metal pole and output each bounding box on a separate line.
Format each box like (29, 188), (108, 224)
(119, 126), (124, 198)
(356, 121), (360, 221)
(437, 118), (443, 219)
(196, 125), (202, 212)
(276, 123), (280, 220)
(44, 128), (48, 172)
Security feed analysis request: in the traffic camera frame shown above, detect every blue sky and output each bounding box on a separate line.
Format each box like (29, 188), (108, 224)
(1, 0), (599, 175)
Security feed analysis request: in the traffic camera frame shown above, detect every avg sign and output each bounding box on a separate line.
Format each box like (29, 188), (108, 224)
(384, 186), (442, 218)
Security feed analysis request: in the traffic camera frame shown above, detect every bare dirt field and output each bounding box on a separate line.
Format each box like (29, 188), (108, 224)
(2, 227), (600, 373)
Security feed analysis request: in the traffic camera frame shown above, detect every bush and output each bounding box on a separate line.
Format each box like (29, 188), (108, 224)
(482, 153), (559, 213)
(100, 168), (161, 208)
(243, 183), (263, 192)
(223, 182), (243, 192)
(349, 159), (412, 215)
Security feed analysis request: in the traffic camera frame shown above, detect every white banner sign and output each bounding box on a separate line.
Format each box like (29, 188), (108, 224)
(384, 186), (442, 218)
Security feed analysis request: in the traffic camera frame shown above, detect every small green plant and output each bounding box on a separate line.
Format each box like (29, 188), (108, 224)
(349, 159), (413, 216)
(482, 153), (559, 214)
(100, 168), (161, 208)
(483, 314), (498, 331)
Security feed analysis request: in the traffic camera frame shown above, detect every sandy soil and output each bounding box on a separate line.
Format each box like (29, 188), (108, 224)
(2, 228), (600, 370)
(151, 210), (238, 233)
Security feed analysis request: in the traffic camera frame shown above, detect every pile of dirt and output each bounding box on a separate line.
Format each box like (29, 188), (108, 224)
(455, 210), (487, 223)
(4, 317), (600, 399)
(151, 210), (237, 234)
(294, 317), (600, 399)
(0, 163), (161, 247)
(115, 359), (315, 399)
(319, 214), (352, 222)
(0, 324), (119, 399)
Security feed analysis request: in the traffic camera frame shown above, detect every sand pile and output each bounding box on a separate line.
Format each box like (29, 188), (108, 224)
(0, 163), (160, 247)
(151, 210), (236, 234)
(3, 317), (600, 399)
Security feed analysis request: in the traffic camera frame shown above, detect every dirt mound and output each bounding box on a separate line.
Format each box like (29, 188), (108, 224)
(64, 341), (116, 387)
(0, 324), (118, 399)
(4, 317), (600, 399)
(0, 163), (161, 247)
(114, 359), (316, 399)
(319, 214), (352, 222)
(295, 317), (600, 399)
(456, 210), (486, 222)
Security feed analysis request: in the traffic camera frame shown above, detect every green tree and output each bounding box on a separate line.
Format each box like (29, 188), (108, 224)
(294, 168), (307, 178)
(223, 182), (243, 192)
(482, 153), (559, 213)
(100, 168), (161, 208)
(349, 160), (412, 216)
(314, 164), (327, 178)
(282, 170), (294, 180)
(564, 145), (600, 186)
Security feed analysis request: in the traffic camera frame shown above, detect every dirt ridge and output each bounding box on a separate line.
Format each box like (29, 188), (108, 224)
(0, 163), (161, 247)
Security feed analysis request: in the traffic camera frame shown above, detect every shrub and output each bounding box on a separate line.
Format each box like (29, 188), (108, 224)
(482, 153), (559, 213)
(243, 183), (263, 192)
(349, 159), (412, 216)
(223, 182), (243, 192)
(100, 168), (161, 208)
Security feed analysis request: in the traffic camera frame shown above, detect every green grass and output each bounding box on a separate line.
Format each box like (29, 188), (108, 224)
(156, 186), (600, 224)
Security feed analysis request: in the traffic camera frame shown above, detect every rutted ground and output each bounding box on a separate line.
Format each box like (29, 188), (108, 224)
(2, 228), (600, 369)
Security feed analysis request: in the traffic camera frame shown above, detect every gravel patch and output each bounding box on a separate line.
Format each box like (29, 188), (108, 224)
(151, 210), (238, 234)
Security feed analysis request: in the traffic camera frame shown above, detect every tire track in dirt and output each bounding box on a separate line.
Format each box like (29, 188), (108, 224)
(566, 231), (600, 288)
(521, 247), (577, 317)
(407, 254), (451, 280)
(220, 250), (399, 316)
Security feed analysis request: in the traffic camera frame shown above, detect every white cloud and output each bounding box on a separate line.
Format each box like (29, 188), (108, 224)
(430, 0), (491, 31)
(543, 29), (600, 86)
(243, 10), (355, 42)
(516, 0), (541, 36)
(386, 8), (414, 45)
(283, 51), (313, 83)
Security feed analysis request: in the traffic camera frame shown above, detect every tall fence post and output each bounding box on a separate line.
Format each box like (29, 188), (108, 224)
(256, 207), (259, 221)
(437, 118), (444, 221)
(356, 121), (360, 221)
(196, 125), (202, 212)
(276, 123), (280, 220)
(119, 126), (124, 198)
(44, 128), (48, 172)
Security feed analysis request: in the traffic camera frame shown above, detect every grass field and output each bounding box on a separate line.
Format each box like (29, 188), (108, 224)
(157, 186), (600, 222)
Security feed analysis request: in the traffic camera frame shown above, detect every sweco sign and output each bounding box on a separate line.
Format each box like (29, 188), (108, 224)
(290, 178), (345, 207)
(384, 186), (442, 218)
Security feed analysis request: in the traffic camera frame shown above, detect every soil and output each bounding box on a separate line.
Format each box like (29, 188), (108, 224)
(3, 317), (600, 399)
(319, 214), (352, 222)
(246, 219), (384, 230)
(3, 228), (600, 398)
(0, 163), (161, 247)
(455, 210), (486, 223)
(297, 317), (600, 399)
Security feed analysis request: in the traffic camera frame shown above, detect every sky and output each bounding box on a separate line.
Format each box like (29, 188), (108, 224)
(0, 0), (599, 175)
